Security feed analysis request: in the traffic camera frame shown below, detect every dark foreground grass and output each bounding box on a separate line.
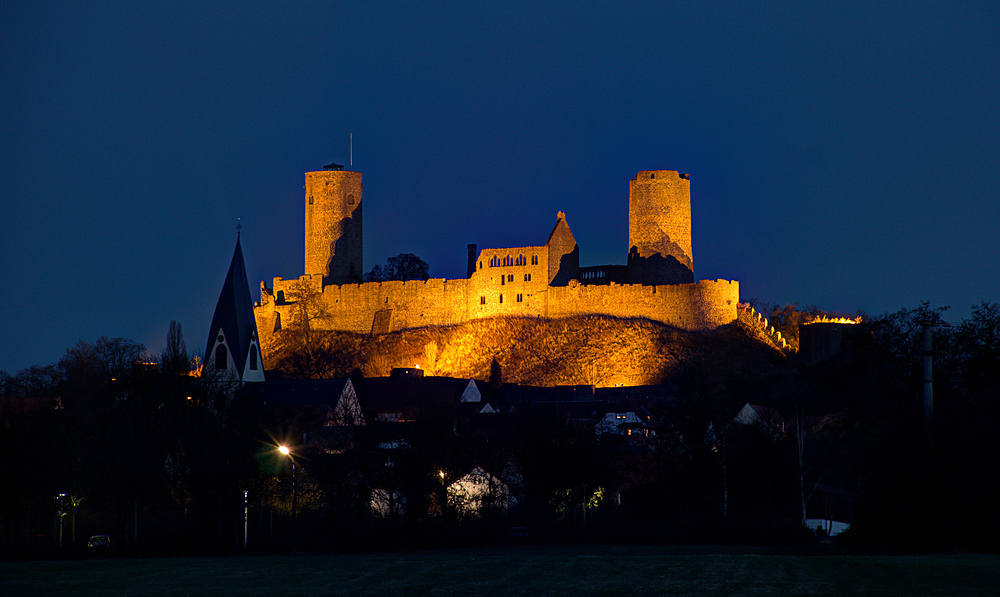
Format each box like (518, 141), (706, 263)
(2, 545), (997, 596)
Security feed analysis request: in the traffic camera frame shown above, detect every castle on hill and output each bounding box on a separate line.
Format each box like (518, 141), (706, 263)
(252, 166), (739, 348)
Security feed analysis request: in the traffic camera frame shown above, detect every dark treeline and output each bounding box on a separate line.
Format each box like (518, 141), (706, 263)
(1, 303), (998, 558)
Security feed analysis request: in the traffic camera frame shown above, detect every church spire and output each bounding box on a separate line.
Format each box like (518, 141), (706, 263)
(205, 232), (264, 383)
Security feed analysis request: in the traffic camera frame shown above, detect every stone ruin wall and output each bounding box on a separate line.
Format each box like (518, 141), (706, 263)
(255, 274), (739, 347)
(546, 279), (739, 329)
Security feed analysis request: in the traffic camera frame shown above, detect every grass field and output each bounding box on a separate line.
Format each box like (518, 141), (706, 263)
(2, 545), (997, 596)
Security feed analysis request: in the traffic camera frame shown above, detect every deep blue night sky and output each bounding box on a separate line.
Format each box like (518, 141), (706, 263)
(2, 1), (997, 373)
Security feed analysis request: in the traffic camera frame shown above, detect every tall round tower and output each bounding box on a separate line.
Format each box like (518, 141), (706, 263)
(304, 167), (363, 284)
(626, 170), (694, 285)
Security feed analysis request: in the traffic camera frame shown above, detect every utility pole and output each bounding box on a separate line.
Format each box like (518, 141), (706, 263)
(917, 320), (947, 434)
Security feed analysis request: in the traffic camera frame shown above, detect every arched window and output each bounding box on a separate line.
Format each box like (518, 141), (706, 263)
(347, 193), (355, 205)
(215, 344), (228, 370)
(499, 294), (504, 303)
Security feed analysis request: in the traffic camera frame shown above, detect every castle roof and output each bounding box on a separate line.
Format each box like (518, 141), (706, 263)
(205, 234), (263, 380)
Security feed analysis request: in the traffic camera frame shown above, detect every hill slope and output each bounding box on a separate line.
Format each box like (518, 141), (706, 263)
(262, 315), (789, 387)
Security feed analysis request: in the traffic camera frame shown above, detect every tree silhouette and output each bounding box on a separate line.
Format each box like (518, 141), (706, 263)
(365, 253), (429, 282)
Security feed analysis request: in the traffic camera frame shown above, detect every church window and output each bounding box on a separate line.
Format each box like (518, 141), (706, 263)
(215, 345), (228, 370)
(250, 346), (258, 370)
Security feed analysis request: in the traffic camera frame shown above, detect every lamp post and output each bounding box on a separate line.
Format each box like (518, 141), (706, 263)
(278, 445), (296, 521)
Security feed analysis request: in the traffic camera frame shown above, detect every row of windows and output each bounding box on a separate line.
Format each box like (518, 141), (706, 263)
(500, 273), (531, 285)
(484, 254), (540, 269)
(480, 294), (524, 304)
(214, 344), (259, 371)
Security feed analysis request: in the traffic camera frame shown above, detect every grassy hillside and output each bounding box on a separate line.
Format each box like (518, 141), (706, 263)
(263, 315), (789, 387)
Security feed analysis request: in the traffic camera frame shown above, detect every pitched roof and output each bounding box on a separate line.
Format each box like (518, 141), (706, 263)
(356, 376), (479, 417)
(205, 234), (262, 379)
(256, 379), (351, 407)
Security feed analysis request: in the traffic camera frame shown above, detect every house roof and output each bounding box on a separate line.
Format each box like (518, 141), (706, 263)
(356, 375), (479, 418)
(256, 379), (351, 407)
(205, 234), (261, 378)
(251, 378), (357, 433)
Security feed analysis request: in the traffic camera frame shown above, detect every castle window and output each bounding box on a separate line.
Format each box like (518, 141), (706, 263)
(250, 346), (258, 370)
(309, 195), (314, 205)
(517, 254), (525, 266)
(516, 294), (523, 302)
(508, 274), (513, 282)
(524, 273), (531, 282)
(480, 296), (486, 304)
(531, 255), (538, 265)
(479, 262), (482, 270)
(347, 194), (355, 205)
(499, 294), (504, 303)
(215, 345), (228, 370)
(501, 276), (505, 286)
(650, 173), (655, 179)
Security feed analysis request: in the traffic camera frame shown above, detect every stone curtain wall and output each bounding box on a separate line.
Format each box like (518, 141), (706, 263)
(546, 279), (738, 329)
(255, 276), (739, 346)
(736, 303), (793, 352)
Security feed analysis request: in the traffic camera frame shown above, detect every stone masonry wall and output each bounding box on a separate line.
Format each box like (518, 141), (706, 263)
(256, 275), (739, 346)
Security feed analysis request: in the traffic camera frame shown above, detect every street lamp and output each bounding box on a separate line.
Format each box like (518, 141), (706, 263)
(278, 445), (296, 521)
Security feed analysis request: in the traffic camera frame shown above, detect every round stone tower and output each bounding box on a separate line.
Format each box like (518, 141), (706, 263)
(626, 170), (694, 285)
(304, 167), (363, 284)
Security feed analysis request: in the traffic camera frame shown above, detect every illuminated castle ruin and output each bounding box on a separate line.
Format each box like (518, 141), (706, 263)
(254, 167), (739, 346)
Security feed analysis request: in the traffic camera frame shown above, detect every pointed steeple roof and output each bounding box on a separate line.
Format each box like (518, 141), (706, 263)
(205, 232), (264, 381)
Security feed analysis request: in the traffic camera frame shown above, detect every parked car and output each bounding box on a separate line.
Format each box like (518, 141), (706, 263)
(87, 535), (112, 549)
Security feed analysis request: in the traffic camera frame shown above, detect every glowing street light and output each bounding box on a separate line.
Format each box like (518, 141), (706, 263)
(278, 445), (296, 521)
